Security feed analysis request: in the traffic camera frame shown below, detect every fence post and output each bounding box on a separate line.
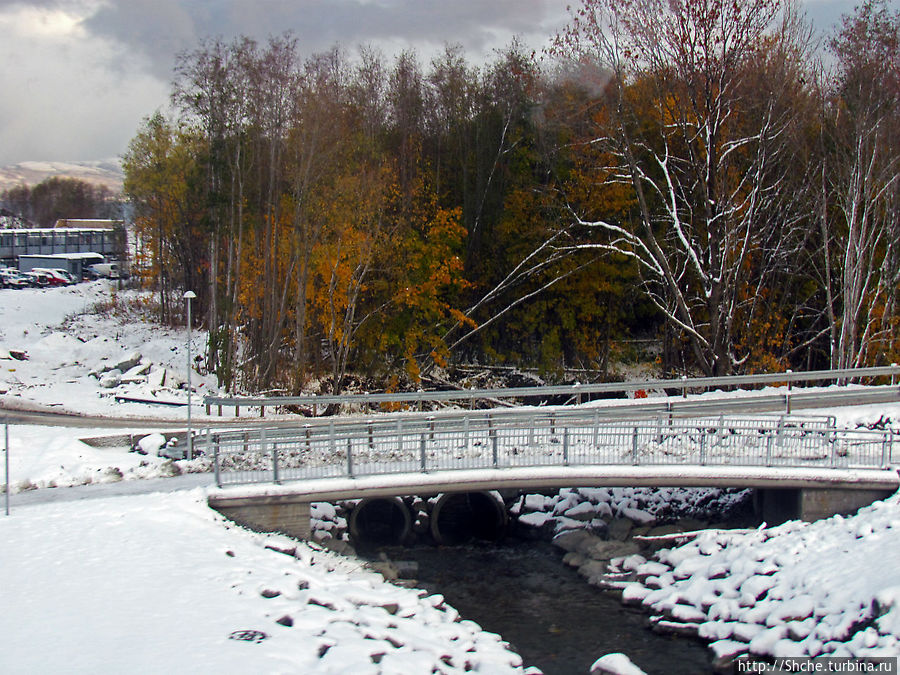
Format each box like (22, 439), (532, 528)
(632, 426), (639, 465)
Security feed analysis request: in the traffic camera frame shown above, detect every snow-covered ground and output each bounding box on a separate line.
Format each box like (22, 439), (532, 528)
(2, 284), (900, 673)
(0, 489), (524, 674)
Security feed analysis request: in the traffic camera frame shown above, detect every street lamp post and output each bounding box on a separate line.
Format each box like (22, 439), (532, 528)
(183, 291), (197, 460)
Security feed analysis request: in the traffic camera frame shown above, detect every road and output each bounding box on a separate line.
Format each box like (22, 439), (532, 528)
(6, 473), (214, 509)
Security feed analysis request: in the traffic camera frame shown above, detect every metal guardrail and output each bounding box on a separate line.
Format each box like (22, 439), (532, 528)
(202, 366), (900, 417)
(204, 411), (896, 488)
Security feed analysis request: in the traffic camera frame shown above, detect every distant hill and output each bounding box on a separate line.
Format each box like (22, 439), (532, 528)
(0, 160), (124, 193)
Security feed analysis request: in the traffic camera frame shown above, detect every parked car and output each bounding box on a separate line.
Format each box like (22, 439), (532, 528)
(0, 269), (29, 289)
(30, 268), (70, 286)
(51, 269), (77, 284)
(22, 270), (52, 287)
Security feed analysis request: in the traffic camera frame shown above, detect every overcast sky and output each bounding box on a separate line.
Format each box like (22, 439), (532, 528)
(0, 0), (891, 167)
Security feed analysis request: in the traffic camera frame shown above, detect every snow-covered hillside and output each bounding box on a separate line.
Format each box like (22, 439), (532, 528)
(0, 159), (124, 192)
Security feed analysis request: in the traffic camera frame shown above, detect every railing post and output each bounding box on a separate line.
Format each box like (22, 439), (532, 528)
(489, 415), (498, 467)
(563, 427), (569, 466)
(428, 416), (435, 441)
(699, 433), (707, 465)
(881, 432), (889, 469)
(347, 437), (354, 477)
(273, 442), (280, 484)
(304, 425), (311, 453)
(529, 416), (535, 448)
(592, 410), (600, 449)
(632, 426), (639, 465)
(785, 369), (793, 414)
(463, 416), (470, 451)
(656, 415), (663, 444)
(420, 431), (427, 472)
(367, 421), (374, 449)
(717, 414), (724, 449)
(830, 428), (838, 468)
(213, 433), (221, 487)
(328, 420), (336, 461)
(682, 375), (688, 399)
(260, 428), (268, 479)
(766, 434), (773, 467)
(893, 363), (898, 387)
(550, 412), (556, 436)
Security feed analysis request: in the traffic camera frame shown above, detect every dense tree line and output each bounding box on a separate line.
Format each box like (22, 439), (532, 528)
(123, 0), (900, 393)
(1, 177), (121, 227)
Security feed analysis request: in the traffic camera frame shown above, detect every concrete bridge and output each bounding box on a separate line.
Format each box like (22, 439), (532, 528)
(204, 411), (899, 544)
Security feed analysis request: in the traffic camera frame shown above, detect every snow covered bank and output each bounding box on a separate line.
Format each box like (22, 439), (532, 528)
(0, 490), (525, 673)
(0, 282), (214, 419)
(592, 493), (900, 668)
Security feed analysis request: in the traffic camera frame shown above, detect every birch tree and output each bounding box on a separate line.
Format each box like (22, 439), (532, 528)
(819, 0), (900, 369)
(555, 0), (811, 375)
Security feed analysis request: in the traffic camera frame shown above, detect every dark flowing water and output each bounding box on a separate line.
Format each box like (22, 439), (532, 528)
(389, 540), (712, 675)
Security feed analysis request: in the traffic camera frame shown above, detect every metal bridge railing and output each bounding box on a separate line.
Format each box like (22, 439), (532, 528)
(202, 365), (900, 417)
(204, 411), (895, 488)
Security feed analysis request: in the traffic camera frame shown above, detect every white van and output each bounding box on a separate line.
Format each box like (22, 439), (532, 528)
(88, 262), (120, 279)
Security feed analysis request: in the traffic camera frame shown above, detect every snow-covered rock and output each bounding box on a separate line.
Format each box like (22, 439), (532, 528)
(590, 653), (648, 675)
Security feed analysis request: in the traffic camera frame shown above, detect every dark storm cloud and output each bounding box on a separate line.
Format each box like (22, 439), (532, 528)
(83, 0), (568, 80)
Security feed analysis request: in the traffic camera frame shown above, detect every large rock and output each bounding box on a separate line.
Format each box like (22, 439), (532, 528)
(99, 370), (122, 388)
(114, 351), (142, 372)
(552, 528), (597, 553)
(608, 518), (634, 541)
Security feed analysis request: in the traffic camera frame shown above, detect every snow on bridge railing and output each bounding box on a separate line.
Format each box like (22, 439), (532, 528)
(203, 411), (895, 488)
(202, 366), (900, 418)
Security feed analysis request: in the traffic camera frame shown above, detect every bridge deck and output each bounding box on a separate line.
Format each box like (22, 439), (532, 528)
(207, 464), (900, 507)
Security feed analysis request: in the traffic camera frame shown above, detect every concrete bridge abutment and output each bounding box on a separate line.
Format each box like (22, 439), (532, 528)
(755, 486), (896, 525)
(210, 496), (312, 540)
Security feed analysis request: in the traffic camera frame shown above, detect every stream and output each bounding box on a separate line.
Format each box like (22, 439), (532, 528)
(381, 539), (713, 674)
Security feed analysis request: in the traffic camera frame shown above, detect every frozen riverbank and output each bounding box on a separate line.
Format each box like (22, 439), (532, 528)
(511, 486), (900, 671)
